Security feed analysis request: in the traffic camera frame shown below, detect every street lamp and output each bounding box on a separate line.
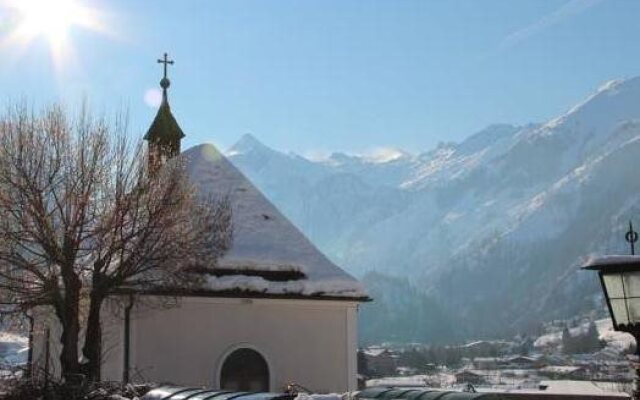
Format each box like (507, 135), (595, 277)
(584, 222), (640, 399)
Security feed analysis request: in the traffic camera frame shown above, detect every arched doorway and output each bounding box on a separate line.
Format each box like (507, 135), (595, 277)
(220, 348), (270, 392)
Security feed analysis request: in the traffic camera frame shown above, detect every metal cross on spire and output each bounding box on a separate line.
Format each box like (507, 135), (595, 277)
(157, 52), (174, 92)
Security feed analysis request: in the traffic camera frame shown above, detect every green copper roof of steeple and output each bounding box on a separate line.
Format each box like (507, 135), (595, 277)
(143, 94), (185, 142)
(145, 53), (184, 143)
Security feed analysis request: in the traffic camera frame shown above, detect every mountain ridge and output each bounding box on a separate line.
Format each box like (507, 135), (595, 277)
(222, 75), (640, 342)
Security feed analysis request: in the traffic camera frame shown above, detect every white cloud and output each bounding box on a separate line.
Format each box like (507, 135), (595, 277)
(302, 146), (410, 164)
(498, 0), (603, 51)
(302, 149), (332, 162)
(362, 147), (409, 163)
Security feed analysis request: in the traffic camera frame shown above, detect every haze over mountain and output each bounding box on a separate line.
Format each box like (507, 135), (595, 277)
(224, 76), (640, 343)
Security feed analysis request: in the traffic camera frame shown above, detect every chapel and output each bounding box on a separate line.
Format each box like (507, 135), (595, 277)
(33, 55), (369, 393)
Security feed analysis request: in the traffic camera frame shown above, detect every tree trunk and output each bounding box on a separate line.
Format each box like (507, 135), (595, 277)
(58, 289), (81, 379)
(56, 266), (83, 381)
(82, 290), (104, 381)
(26, 313), (34, 379)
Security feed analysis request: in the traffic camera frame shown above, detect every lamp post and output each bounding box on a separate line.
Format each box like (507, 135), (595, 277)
(584, 222), (640, 399)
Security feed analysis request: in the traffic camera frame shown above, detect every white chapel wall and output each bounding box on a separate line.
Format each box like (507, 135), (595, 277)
(101, 295), (359, 393)
(31, 301), (125, 381)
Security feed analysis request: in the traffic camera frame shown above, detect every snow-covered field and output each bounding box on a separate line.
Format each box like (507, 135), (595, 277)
(0, 332), (28, 366)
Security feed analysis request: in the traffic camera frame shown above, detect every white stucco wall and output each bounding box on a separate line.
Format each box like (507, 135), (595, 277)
(31, 307), (63, 379)
(101, 296), (359, 393)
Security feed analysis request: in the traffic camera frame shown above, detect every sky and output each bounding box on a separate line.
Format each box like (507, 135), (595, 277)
(0, 0), (639, 157)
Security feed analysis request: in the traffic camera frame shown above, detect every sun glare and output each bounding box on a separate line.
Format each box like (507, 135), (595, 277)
(2, 0), (104, 68)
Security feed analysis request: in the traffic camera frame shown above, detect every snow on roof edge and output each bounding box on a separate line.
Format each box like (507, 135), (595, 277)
(583, 254), (640, 269)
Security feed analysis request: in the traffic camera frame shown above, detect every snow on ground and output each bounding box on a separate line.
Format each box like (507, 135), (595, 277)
(0, 332), (28, 366)
(366, 373), (456, 388)
(519, 380), (628, 396)
(0, 332), (26, 347)
(0, 331), (28, 381)
(366, 375), (428, 387)
(294, 393), (345, 400)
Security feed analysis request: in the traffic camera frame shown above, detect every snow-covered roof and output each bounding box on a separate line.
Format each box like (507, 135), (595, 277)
(583, 255), (640, 270)
(540, 366), (584, 374)
(183, 144), (368, 301)
(363, 347), (391, 357)
(505, 355), (537, 363)
(454, 369), (483, 377)
(472, 357), (498, 362)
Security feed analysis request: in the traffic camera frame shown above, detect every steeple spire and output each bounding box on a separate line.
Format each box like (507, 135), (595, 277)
(157, 52), (174, 101)
(144, 52), (185, 174)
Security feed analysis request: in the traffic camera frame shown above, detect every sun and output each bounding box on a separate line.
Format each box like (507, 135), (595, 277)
(2, 0), (104, 68)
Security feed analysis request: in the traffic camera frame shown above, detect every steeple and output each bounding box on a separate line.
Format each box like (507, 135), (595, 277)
(145, 53), (185, 174)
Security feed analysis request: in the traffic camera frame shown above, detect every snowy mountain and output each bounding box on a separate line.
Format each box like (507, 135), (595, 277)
(224, 76), (640, 342)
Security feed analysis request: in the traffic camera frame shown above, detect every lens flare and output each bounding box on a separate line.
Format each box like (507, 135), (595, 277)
(2, 0), (105, 69)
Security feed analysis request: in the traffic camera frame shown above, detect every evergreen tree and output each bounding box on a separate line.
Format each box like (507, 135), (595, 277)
(562, 326), (573, 354)
(357, 349), (370, 376)
(585, 321), (602, 352)
(400, 348), (429, 371)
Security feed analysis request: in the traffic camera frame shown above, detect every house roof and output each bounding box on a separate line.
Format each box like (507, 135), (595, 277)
(540, 366), (584, 374)
(363, 348), (392, 357)
(177, 143), (368, 301)
(473, 358), (498, 363)
(455, 370), (484, 377)
(506, 356), (537, 363)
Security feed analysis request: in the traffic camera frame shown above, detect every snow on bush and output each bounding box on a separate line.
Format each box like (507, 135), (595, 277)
(533, 318), (634, 353)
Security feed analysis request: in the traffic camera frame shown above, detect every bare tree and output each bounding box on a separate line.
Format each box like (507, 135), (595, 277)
(0, 104), (232, 381)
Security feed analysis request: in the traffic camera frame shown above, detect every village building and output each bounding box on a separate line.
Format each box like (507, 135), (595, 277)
(460, 340), (510, 358)
(539, 366), (588, 380)
(32, 56), (369, 393)
(501, 356), (541, 370)
(472, 357), (498, 370)
(454, 370), (487, 385)
(362, 347), (398, 377)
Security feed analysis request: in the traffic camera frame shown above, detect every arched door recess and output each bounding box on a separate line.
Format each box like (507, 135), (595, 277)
(219, 348), (270, 392)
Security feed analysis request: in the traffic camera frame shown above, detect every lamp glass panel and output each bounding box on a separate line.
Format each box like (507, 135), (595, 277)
(603, 273), (625, 299)
(610, 299), (629, 325)
(623, 271), (640, 298)
(610, 299), (629, 326)
(628, 298), (640, 325)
